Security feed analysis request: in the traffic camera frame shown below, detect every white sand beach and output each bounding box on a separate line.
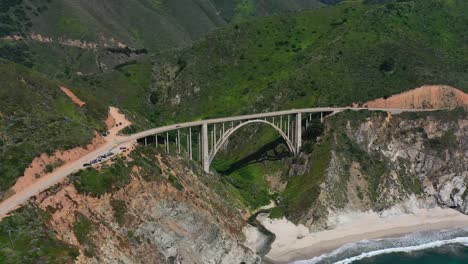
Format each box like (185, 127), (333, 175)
(250, 200), (468, 263)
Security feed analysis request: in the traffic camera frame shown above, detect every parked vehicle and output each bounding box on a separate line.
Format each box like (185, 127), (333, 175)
(119, 146), (127, 150)
(83, 163), (91, 167)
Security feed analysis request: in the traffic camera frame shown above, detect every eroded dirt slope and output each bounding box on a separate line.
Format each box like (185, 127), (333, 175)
(363, 85), (468, 109)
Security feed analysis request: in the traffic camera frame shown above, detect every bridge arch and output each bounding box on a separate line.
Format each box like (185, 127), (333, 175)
(208, 119), (295, 165)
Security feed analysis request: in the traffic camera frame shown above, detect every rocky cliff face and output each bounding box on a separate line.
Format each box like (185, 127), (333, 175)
(290, 109), (467, 229)
(32, 153), (261, 264)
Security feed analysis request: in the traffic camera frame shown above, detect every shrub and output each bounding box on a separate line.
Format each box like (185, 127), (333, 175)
(110, 199), (127, 226)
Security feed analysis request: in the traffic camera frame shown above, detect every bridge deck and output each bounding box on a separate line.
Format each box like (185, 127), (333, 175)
(126, 107), (440, 143)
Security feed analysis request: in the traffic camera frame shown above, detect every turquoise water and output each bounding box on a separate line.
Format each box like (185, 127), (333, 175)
(293, 228), (468, 264)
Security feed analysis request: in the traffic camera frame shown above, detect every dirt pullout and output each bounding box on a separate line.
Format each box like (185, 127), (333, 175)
(12, 107), (132, 194)
(107, 107), (131, 138)
(60, 87), (86, 107)
(363, 85), (468, 109)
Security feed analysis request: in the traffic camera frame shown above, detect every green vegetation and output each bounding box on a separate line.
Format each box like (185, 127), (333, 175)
(168, 174), (184, 191)
(0, 42), (34, 68)
(71, 158), (132, 197)
(426, 129), (457, 150)
(302, 119), (325, 153)
(0, 206), (79, 263)
(153, 0), (467, 124)
(72, 214), (95, 257)
(71, 147), (164, 196)
(110, 199), (127, 226)
(213, 0), (324, 23)
(0, 0), (324, 52)
(222, 165), (271, 208)
(0, 0), (31, 37)
(0, 59), (104, 196)
(336, 132), (387, 202)
(212, 125), (289, 209)
(278, 134), (332, 219)
(400, 107), (467, 122)
(68, 62), (155, 130)
(232, 0), (256, 22)
(57, 16), (91, 39)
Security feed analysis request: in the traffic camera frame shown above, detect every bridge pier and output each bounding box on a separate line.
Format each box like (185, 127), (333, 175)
(201, 123), (210, 173)
(295, 112), (302, 153)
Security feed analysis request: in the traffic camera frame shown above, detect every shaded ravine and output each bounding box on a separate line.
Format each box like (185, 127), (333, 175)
(248, 209), (276, 257)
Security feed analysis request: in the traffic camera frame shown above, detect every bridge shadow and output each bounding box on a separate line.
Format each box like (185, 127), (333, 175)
(217, 137), (291, 175)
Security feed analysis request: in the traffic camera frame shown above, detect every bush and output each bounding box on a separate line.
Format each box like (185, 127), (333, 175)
(168, 174), (184, 191)
(72, 214), (95, 257)
(110, 199), (127, 226)
(426, 130), (457, 150)
(71, 158), (131, 197)
(303, 120), (324, 142)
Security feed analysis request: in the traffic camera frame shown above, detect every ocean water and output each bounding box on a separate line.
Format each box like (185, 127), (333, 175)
(293, 228), (468, 264)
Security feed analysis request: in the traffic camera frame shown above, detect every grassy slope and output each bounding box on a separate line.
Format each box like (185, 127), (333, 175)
(0, 59), (105, 195)
(1, 0), (327, 51)
(211, 0), (325, 22)
(153, 0), (467, 123)
(0, 0), (331, 130)
(0, 206), (79, 263)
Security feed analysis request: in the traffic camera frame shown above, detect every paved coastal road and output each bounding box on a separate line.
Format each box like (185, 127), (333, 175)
(0, 107), (440, 218)
(0, 140), (132, 218)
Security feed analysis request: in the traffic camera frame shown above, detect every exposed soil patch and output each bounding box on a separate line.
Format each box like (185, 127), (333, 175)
(106, 107), (132, 138)
(363, 85), (468, 109)
(13, 132), (106, 193)
(60, 86), (86, 107)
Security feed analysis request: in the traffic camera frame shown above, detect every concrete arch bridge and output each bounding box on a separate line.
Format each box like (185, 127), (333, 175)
(127, 107), (436, 172)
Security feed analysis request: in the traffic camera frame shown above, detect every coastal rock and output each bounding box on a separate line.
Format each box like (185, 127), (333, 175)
(290, 109), (468, 229)
(34, 154), (261, 264)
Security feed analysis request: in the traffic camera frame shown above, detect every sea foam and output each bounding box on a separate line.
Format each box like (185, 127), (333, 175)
(293, 228), (468, 264)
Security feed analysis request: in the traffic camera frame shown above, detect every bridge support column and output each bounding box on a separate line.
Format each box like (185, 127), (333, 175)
(295, 112), (302, 154)
(201, 123), (210, 173)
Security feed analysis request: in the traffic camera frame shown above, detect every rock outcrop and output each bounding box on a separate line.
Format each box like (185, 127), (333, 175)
(33, 154), (261, 264)
(291, 109), (467, 229)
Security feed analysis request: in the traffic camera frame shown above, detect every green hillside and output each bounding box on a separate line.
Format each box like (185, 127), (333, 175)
(151, 0), (467, 123)
(1, 0), (326, 51)
(0, 59), (104, 197)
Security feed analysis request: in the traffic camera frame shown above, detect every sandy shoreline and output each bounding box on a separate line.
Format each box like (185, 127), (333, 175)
(255, 205), (468, 263)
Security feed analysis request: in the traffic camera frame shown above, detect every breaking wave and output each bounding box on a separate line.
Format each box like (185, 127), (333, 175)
(293, 228), (468, 264)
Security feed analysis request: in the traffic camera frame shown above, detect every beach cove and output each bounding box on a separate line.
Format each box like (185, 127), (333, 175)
(245, 199), (468, 263)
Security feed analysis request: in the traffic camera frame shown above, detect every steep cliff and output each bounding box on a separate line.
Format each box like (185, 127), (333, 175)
(279, 109), (467, 230)
(27, 148), (261, 263)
